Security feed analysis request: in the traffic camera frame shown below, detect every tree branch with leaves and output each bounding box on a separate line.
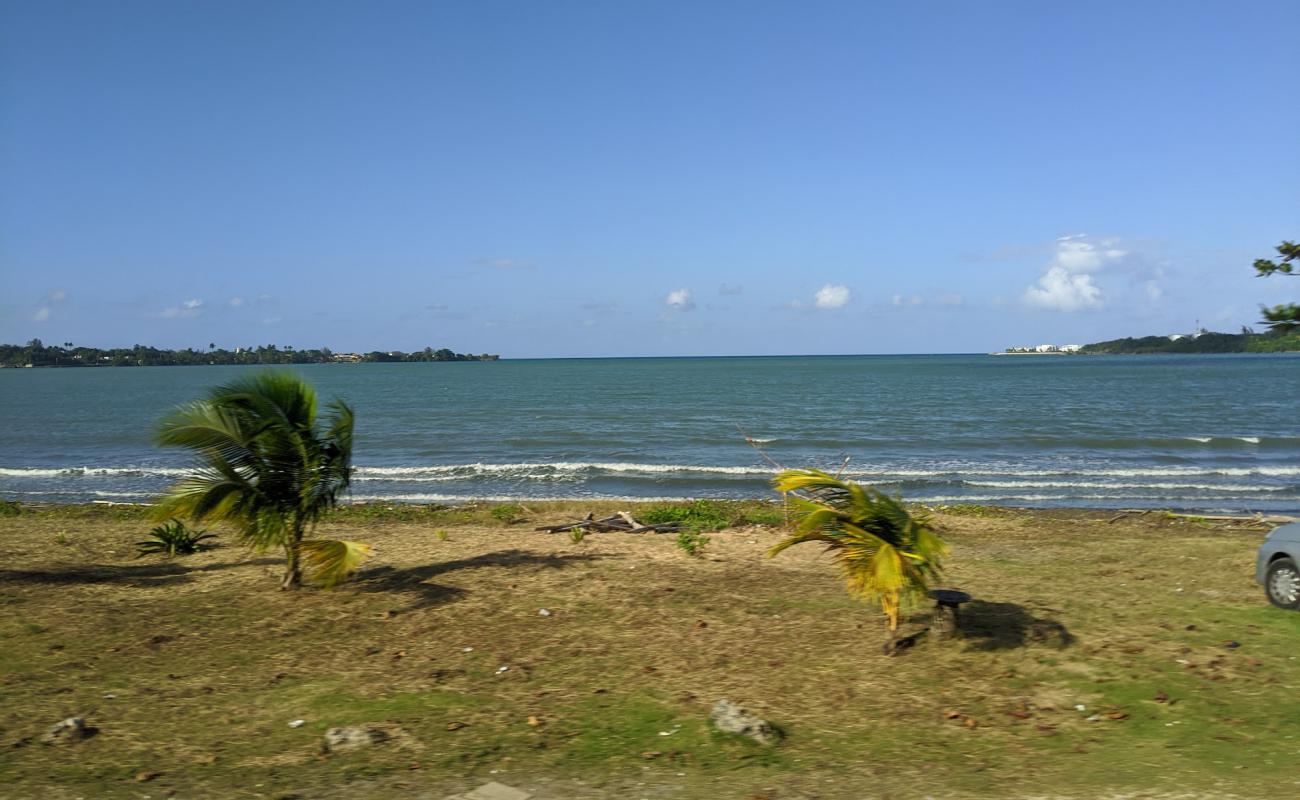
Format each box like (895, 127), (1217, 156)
(1255, 240), (1298, 332)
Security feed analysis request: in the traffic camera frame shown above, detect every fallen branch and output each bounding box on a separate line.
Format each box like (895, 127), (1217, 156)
(534, 512), (680, 534)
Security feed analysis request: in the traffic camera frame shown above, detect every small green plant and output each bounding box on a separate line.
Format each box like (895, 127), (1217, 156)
(642, 500), (731, 532)
(675, 530), (710, 558)
(136, 519), (217, 558)
(490, 504), (525, 524)
(737, 504), (784, 527)
(435, 529), (449, 542)
(0, 499), (21, 516)
(54, 531), (69, 546)
(568, 526), (587, 544)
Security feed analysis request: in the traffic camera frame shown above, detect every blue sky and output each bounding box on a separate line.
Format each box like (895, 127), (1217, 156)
(2, 0), (1297, 357)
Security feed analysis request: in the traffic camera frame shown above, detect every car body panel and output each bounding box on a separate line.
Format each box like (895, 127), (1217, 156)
(1256, 521), (1300, 585)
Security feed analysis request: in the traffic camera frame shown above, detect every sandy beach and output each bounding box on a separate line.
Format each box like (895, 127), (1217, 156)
(2, 501), (1296, 799)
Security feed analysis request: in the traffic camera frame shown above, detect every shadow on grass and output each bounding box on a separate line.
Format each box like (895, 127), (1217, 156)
(959, 600), (1075, 651)
(0, 558), (280, 588)
(352, 549), (603, 610)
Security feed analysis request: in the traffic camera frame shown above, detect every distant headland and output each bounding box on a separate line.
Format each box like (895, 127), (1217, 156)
(0, 341), (500, 368)
(998, 327), (1300, 355)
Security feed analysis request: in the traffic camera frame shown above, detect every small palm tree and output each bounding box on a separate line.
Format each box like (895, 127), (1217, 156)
(154, 372), (370, 589)
(768, 469), (947, 631)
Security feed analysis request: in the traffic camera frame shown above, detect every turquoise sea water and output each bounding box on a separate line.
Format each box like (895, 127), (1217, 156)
(1, 354), (1298, 513)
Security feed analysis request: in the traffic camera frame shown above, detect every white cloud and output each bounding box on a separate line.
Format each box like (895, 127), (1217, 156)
(719, 283), (743, 296)
(935, 292), (964, 307)
(32, 288), (68, 322)
(665, 288), (695, 311)
(813, 284), (851, 309)
(1144, 281), (1163, 302)
(1023, 235), (1127, 312)
(229, 296), (245, 307)
(1024, 266), (1102, 312)
(160, 298), (205, 319)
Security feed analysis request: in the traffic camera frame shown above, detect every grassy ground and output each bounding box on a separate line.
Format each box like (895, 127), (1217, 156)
(1, 501), (1297, 799)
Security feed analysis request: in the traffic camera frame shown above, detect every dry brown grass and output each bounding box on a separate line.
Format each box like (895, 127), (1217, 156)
(0, 503), (1296, 799)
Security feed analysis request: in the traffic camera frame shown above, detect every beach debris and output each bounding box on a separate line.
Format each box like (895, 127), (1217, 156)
(709, 700), (781, 745)
(535, 511), (681, 534)
(537, 608), (552, 617)
(446, 721), (467, 731)
(42, 717), (95, 745)
(462, 646), (474, 652)
(527, 715), (542, 727)
(288, 719), (306, 728)
(322, 725), (390, 753)
(496, 665), (509, 674)
(134, 771), (161, 782)
(1223, 640), (1241, 649)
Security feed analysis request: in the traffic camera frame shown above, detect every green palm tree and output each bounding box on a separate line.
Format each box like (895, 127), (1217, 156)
(768, 469), (947, 631)
(154, 372), (370, 590)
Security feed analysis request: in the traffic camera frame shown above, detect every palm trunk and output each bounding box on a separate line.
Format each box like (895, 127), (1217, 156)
(281, 516), (305, 590)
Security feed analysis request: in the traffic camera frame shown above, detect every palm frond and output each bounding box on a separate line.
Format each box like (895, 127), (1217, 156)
(299, 539), (373, 587)
(768, 467), (947, 629)
(155, 372), (358, 588)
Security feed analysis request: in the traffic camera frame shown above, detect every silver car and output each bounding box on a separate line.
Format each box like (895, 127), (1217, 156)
(1257, 521), (1300, 610)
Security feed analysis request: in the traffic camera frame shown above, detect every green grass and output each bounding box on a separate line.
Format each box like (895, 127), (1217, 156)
(1, 505), (1297, 799)
(641, 500), (783, 531)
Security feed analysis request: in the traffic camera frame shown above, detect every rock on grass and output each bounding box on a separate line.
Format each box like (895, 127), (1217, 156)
(709, 699), (781, 745)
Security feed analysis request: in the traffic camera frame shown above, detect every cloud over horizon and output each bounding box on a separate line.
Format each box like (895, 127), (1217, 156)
(160, 298), (205, 319)
(665, 288), (695, 311)
(1023, 235), (1128, 312)
(813, 284), (852, 309)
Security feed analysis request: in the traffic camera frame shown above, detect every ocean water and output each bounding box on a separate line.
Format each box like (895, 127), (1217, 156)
(1, 354), (1298, 513)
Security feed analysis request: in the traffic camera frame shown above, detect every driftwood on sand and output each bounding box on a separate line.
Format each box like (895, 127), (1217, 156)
(535, 512), (681, 534)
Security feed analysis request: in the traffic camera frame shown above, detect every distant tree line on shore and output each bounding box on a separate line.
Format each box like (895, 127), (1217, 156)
(1081, 328), (1300, 355)
(0, 340), (500, 368)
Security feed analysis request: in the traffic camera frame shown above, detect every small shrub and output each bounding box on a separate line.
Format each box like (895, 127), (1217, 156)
(737, 505), (784, 527)
(435, 529), (449, 541)
(676, 530), (711, 558)
(490, 504), (525, 524)
(568, 526), (587, 544)
(642, 500), (730, 532)
(54, 531), (69, 546)
(136, 519), (217, 558)
(0, 499), (21, 516)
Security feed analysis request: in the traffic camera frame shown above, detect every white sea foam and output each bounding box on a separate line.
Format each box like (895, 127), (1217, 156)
(9, 461), (1296, 482)
(0, 466), (188, 478)
(964, 480), (1283, 492)
(353, 462), (774, 479)
(343, 493), (689, 504)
